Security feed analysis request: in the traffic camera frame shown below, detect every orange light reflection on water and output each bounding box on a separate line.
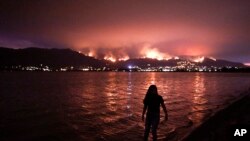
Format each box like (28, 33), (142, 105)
(105, 73), (118, 113)
(150, 72), (156, 85)
(190, 73), (208, 124)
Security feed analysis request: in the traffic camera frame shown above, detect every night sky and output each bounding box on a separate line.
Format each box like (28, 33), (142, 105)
(0, 0), (249, 63)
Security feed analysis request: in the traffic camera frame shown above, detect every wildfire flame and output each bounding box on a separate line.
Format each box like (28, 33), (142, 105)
(118, 56), (129, 61)
(103, 53), (130, 62)
(244, 63), (250, 66)
(209, 57), (216, 61)
(141, 45), (171, 60)
(193, 56), (205, 63)
(77, 45), (213, 63)
(87, 50), (95, 57)
(174, 56), (180, 60)
(104, 56), (116, 62)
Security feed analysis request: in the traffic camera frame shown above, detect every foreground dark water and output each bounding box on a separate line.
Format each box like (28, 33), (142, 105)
(1, 72), (250, 141)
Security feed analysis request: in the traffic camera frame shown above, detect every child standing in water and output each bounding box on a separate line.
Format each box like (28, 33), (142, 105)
(142, 85), (168, 141)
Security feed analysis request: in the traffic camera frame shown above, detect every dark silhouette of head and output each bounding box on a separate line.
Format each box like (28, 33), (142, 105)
(147, 85), (158, 96)
(144, 85), (158, 104)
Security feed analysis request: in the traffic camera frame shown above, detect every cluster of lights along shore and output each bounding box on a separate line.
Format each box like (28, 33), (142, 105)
(1, 56), (247, 72)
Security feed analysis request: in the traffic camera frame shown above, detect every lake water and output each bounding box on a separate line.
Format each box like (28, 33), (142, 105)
(1, 72), (250, 141)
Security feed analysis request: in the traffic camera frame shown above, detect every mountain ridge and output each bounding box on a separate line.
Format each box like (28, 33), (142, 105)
(0, 47), (246, 68)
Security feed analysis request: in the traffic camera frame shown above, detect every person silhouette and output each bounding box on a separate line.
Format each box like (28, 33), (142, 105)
(142, 85), (168, 141)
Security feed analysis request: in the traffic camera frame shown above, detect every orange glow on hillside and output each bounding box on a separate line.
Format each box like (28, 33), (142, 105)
(209, 57), (216, 61)
(104, 55), (116, 62)
(174, 44), (210, 56)
(244, 63), (250, 66)
(87, 50), (95, 57)
(193, 56), (205, 63)
(118, 56), (129, 61)
(141, 44), (171, 60)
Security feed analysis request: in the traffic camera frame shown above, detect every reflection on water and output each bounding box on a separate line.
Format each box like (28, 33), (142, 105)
(126, 73), (133, 117)
(190, 73), (207, 124)
(105, 73), (118, 112)
(1, 72), (250, 141)
(150, 72), (156, 85)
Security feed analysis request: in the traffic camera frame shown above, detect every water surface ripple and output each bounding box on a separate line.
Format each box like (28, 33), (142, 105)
(1, 72), (250, 141)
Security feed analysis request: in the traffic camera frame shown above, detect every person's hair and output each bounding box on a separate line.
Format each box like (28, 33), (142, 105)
(143, 85), (158, 105)
(147, 85), (158, 95)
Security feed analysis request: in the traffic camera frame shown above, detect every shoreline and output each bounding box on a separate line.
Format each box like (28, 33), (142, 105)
(181, 89), (250, 141)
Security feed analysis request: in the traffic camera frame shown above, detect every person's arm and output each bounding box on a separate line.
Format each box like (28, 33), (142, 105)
(161, 100), (168, 121)
(142, 104), (147, 121)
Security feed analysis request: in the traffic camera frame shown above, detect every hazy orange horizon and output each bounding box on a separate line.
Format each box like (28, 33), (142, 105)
(0, 0), (249, 63)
